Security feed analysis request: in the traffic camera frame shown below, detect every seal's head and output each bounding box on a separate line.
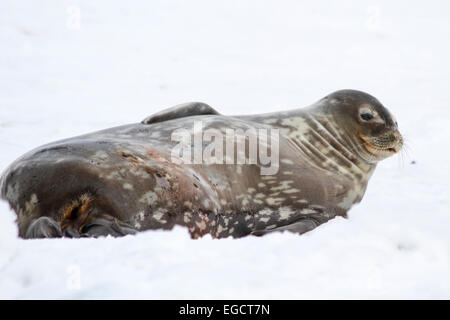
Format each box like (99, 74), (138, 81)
(322, 89), (403, 163)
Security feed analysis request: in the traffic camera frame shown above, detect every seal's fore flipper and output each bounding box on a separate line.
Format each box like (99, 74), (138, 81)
(142, 102), (220, 124)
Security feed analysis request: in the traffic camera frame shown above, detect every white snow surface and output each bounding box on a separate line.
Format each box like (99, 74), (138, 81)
(0, 0), (449, 299)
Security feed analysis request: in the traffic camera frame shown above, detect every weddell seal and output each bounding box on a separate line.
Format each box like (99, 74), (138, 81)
(0, 90), (403, 239)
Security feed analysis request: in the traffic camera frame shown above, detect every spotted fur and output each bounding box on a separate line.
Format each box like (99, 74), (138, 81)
(0, 91), (403, 239)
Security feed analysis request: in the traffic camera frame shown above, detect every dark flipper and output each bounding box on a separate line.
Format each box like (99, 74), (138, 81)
(25, 216), (63, 239)
(81, 218), (137, 238)
(142, 102), (220, 124)
(24, 216), (137, 239)
(59, 194), (137, 238)
(252, 219), (319, 236)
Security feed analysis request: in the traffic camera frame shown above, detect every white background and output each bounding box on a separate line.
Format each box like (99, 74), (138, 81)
(0, 0), (449, 299)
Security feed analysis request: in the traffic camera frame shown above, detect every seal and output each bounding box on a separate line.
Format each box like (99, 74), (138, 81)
(0, 90), (403, 239)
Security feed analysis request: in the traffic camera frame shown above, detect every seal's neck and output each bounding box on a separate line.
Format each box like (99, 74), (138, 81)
(268, 108), (376, 183)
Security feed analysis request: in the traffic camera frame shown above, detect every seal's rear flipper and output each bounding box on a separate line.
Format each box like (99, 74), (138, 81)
(251, 219), (319, 236)
(142, 102), (220, 124)
(60, 194), (93, 237)
(81, 219), (137, 238)
(25, 216), (63, 239)
(59, 194), (137, 238)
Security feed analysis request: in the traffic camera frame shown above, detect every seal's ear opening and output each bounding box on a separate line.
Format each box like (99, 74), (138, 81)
(60, 194), (94, 235)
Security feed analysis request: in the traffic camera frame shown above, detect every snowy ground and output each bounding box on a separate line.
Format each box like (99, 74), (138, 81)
(1, 0), (449, 299)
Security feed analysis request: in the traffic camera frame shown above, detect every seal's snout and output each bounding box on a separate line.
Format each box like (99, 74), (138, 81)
(379, 131), (403, 152)
(390, 131), (404, 153)
(358, 128), (403, 161)
(385, 124), (403, 154)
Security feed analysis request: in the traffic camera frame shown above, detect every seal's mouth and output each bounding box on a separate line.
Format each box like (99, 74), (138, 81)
(359, 134), (402, 156)
(365, 142), (399, 153)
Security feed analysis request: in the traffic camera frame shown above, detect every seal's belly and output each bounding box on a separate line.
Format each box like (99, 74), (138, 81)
(131, 150), (347, 239)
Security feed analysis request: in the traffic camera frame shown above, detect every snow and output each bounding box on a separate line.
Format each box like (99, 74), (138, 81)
(1, 0), (449, 299)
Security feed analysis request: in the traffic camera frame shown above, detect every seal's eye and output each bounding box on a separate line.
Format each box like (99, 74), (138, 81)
(360, 113), (374, 121)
